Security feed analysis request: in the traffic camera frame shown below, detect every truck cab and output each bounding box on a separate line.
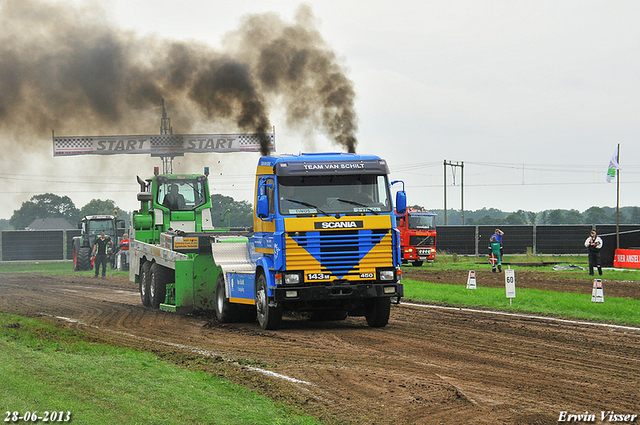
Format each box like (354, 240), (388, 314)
(397, 209), (437, 266)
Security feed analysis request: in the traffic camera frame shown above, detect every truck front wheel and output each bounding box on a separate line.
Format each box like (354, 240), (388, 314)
(139, 262), (151, 307)
(364, 297), (391, 328)
(255, 274), (282, 330)
(412, 261), (424, 267)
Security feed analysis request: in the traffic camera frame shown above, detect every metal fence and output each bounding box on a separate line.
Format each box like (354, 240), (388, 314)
(1, 230), (80, 262)
(436, 225), (640, 266)
(3, 225), (640, 266)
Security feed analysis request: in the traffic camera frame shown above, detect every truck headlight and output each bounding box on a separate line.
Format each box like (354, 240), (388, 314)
(378, 269), (395, 281)
(283, 272), (301, 285)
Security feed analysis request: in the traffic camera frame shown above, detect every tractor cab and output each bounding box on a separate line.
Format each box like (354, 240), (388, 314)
(132, 167), (215, 244)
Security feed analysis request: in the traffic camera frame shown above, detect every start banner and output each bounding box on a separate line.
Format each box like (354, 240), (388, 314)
(53, 133), (275, 157)
(613, 249), (640, 269)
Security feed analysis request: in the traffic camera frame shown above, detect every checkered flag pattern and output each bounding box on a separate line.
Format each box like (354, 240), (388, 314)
(54, 138), (93, 149)
(53, 137), (94, 156)
(150, 135), (184, 146)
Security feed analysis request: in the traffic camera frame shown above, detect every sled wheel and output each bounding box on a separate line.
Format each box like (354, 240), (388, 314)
(149, 262), (168, 309)
(139, 261), (151, 307)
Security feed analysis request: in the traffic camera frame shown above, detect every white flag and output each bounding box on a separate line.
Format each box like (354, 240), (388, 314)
(606, 146), (620, 183)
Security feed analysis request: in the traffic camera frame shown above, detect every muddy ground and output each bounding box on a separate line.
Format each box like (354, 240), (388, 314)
(0, 269), (639, 424)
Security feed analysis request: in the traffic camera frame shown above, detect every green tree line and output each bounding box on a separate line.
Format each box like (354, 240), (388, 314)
(4, 194), (638, 231)
(3, 193), (253, 231)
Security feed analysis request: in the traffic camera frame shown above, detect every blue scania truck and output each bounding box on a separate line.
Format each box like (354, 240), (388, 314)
(131, 152), (407, 330)
(215, 152), (407, 329)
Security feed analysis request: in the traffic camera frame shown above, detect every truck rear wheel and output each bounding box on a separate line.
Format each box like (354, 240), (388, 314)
(364, 297), (391, 328)
(215, 274), (240, 323)
(149, 262), (168, 309)
(139, 261), (151, 307)
(76, 247), (92, 271)
(255, 273), (282, 330)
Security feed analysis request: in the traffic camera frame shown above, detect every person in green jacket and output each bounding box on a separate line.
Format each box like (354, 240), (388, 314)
(490, 235), (502, 273)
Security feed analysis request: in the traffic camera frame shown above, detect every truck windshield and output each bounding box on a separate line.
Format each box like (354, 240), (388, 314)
(87, 220), (115, 235)
(278, 174), (391, 215)
(158, 179), (207, 211)
(408, 214), (435, 230)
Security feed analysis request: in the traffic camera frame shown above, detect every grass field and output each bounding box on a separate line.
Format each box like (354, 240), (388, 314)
(425, 253), (640, 281)
(0, 313), (317, 425)
(403, 280), (640, 327)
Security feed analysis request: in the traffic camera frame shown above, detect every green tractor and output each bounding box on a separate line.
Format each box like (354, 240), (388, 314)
(72, 215), (125, 271)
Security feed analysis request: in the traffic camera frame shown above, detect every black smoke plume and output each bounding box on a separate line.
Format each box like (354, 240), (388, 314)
(0, 0), (358, 156)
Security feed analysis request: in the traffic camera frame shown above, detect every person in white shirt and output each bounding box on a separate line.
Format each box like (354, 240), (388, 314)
(584, 230), (603, 276)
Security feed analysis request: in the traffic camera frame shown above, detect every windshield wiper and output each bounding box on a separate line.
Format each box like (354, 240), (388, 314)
(336, 199), (379, 215)
(284, 199), (330, 216)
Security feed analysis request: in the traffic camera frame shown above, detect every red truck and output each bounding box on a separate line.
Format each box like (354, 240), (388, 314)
(397, 208), (437, 266)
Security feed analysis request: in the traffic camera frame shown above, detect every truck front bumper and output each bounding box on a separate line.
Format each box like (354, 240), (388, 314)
(273, 282), (404, 302)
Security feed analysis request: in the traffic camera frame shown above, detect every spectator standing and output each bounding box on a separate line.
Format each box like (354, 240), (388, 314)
(93, 231), (112, 278)
(489, 235), (502, 273)
(584, 230), (603, 276)
(494, 228), (504, 262)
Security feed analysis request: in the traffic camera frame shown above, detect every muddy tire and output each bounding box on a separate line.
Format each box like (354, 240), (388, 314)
(149, 262), (168, 309)
(139, 261), (151, 307)
(76, 247), (92, 271)
(364, 297), (391, 328)
(255, 273), (282, 330)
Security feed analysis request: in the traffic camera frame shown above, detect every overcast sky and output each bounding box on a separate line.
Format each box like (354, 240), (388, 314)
(1, 0), (639, 220)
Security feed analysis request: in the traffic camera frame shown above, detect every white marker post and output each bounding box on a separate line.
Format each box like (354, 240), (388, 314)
(467, 270), (477, 289)
(505, 267), (516, 305)
(591, 279), (605, 303)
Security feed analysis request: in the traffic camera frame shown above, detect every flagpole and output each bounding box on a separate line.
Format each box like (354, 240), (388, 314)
(616, 143), (620, 250)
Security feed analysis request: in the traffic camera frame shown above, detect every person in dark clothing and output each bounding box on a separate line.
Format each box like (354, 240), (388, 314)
(584, 229), (603, 276)
(93, 231), (112, 278)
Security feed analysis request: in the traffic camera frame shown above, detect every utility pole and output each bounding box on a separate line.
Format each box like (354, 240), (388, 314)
(616, 143), (620, 249)
(443, 160), (465, 225)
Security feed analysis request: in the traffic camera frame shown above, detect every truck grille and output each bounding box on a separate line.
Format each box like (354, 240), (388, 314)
(409, 235), (435, 246)
(286, 229), (392, 279)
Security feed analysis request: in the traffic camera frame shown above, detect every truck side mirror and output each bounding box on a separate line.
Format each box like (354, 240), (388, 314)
(257, 194), (269, 219)
(396, 191), (407, 215)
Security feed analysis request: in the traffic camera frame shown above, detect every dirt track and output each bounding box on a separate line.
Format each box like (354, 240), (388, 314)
(1, 269), (639, 424)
